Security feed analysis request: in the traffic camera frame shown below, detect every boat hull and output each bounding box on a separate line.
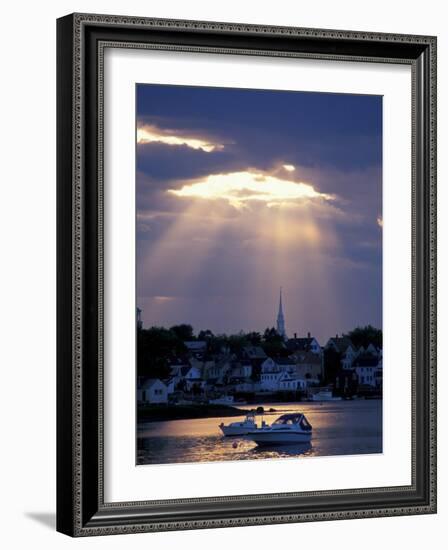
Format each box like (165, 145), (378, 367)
(247, 430), (312, 445)
(220, 426), (255, 436)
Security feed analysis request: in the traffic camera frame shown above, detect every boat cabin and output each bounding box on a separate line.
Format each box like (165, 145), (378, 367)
(272, 413), (312, 431)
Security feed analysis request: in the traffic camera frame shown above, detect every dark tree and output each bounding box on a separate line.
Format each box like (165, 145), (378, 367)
(169, 324), (195, 341)
(227, 332), (250, 354)
(246, 331), (262, 345)
(207, 334), (230, 355)
(198, 329), (214, 341)
(347, 325), (382, 349)
(137, 327), (186, 378)
(262, 327), (287, 357)
(263, 327), (279, 341)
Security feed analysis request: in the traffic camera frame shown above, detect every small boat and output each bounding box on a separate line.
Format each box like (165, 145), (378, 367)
(246, 413), (312, 445)
(309, 389), (341, 401)
(219, 412), (257, 436)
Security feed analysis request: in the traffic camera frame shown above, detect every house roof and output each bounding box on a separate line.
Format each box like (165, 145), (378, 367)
(140, 378), (165, 389)
(243, 346), (267, 359)
(327, 336), (353, 353)
(286, 337), (317, 352)
(184, 340), (207, 351)
(180, 366), (199, 377)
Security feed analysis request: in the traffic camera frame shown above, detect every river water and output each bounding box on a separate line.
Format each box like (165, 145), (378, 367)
(137, 399), (382, 465)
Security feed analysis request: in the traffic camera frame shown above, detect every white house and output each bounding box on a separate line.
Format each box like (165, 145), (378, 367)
(229, 363), (252, 380)
(352, 352), (380, 387)
(355, 366), (376, 386)
(374, 357), (383, 388)
(341, 345), (359, 369)
(278, 371), (306, 391)
(261, 357), (279, 373)
(274, 357), (297, 373)
(137, 378), (168, 404)
(203, 358), (231, 383)
(180, 365), (206, 391)
(260, 370), (282, 391)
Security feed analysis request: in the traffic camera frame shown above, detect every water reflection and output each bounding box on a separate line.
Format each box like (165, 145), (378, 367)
(137, 400), (382, 465)
(249, 441), (312, 457)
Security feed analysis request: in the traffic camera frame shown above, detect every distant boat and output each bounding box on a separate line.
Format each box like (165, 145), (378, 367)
(246, 413), (312, 445)
(210, 395), (234, 405)
(219, 412), (257, 436)
(309, 389), (342, 401)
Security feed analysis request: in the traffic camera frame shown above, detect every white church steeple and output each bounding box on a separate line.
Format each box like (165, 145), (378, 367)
(276, 288), (286, 339)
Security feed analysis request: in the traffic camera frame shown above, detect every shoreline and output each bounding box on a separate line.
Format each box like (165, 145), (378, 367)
(137, 398), (382, 423)
(137, 403), (249, 423)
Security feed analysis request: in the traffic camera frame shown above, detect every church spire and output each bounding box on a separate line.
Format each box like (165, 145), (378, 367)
(276, 287), (286, 339)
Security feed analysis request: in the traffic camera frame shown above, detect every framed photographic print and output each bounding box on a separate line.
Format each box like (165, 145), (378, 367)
(57, 13), (437, 536)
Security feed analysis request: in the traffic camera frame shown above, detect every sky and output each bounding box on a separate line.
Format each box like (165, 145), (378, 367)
(136, 84), (382, 343)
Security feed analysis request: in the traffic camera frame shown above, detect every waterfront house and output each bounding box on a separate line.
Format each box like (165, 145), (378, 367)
(340, 345), (359, 369)
(261, 357), (278, 373)
(278, 371), (306, 392)
(260, 359), (281, 391)
(260, 370), (282, 391)
(180, 365), (205, 392)
(286, 332), (321, 355)
(137, 378), (168, 404)
(374, 357), (383, 389)
(274, 357), (297, 373)
(325, 335), (354, 354)
(292, 351), (323, 381)
(352, 352), (380, 387)
(229, 362), (253, 380)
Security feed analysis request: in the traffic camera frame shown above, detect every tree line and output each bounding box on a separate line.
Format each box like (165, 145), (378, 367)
(137, 323), (382, 379)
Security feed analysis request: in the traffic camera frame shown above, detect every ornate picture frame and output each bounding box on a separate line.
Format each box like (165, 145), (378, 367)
(57, 13), (437, 536)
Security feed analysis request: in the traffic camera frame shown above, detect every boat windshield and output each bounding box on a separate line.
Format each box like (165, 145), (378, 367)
(299, 416), (312, 431)
(273, 414), (312, 430)
(273, 414), (302, 425)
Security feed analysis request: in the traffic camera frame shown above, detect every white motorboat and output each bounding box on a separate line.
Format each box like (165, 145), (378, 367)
(219, 412), (257, 436)
(246, 413), (312, 445)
